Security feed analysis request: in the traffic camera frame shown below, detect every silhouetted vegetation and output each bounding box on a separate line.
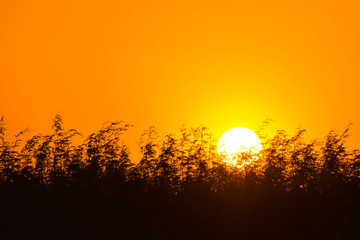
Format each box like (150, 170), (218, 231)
(1, 115), (360, 239)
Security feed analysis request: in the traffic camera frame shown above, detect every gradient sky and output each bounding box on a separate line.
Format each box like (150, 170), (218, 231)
(1, 0), (360, 158)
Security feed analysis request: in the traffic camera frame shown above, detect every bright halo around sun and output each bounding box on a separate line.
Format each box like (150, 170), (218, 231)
(218, 127), (262, 167)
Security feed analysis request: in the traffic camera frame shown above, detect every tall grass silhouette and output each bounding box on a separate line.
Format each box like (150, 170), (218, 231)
(1, 115), (360, 239)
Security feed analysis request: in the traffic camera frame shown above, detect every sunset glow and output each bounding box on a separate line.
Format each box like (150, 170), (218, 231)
(0, 0), (359, 155)
(1, 1), (360, 238)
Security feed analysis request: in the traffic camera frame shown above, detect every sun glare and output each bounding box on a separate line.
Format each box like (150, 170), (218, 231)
(218, 127), (262, 167)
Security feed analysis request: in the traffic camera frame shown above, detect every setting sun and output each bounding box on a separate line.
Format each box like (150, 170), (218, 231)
(218, 127), (262, 166)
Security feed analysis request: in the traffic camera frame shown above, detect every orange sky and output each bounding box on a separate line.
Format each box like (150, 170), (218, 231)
(1, 0), (360, 158)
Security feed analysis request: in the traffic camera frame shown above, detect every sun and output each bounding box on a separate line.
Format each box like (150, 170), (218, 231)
(218, 127), (262, 167)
